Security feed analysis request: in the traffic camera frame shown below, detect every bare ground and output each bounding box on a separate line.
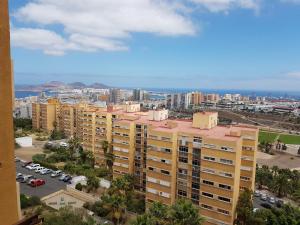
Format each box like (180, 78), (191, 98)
(257, 151), (300, 170)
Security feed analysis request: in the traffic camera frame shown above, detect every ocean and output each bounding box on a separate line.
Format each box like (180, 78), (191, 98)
(15, 88), (300, 100)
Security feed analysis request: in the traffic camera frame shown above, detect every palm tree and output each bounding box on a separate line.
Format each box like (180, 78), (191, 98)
(130, 214), (154, 225)
(102, 140), (115, 172)
(235, 189), (253, 225)
(101, 193), (127, 225)
(68, 137), (82, 160)
(271, 173), (290, 197)
(148, 201), (169, 225)
(271, 165), (279, 176)
(169, 199), (205, 225)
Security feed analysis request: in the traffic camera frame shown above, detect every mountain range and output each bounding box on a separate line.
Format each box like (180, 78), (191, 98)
(15, 81), (110, 91)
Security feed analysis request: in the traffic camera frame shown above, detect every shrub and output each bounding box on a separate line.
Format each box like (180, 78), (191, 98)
(75, 183), (83, 191)
(20, 194), (41, 209)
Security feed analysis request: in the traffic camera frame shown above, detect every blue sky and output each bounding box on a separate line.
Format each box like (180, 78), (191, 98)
(9, 0), (300, 90)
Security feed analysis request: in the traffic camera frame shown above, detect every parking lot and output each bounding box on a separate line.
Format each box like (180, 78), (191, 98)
(253, 190), (284, 210)
(16, 161), (66, 198)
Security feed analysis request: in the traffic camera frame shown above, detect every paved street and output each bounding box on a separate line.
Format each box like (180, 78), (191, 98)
(16, 161), (66, 198)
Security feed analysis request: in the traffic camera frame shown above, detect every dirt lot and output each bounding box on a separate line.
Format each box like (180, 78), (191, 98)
(15, 139), (46, 161)
(257, 151), (300, 170)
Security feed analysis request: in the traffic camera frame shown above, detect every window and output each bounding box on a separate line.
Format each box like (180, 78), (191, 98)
(202, 168), (215, 174)
(219, 184), (231, 190)
(202, 192), (213, 198)
(161, 137), (171, 141)
(201, 204), (213, 210)
(161, 148), (171, 153)
(221, 146), (233, 151)
(148, 167), (154, 171)
(178, 190), (187, 197)
(193, 137), (202, 143)
(220, 158), (233, 165)
(240, 176), (250, 181)
(204, 156), (215, 161)
(179, 146), (189, 153)
(179, 157), (188, 163)
(178, 168), (188, 175)
(193, 148), (201, 156)
(192, 182), (200, 189)
(161, 170), (170, 175)
(191, 193), (199, 200)
(218, 196), (231, 203)
(219, 172), (232, 178)
(203, 180), (214, 186)
(217, 208), (229, 215)
(192, 159), (200, 166)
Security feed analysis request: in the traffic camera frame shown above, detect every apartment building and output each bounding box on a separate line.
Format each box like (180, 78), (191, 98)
(0, 1), (21, 223)
(32, 100), (258, 225)
(109, 110), (258, 225)
(32, 98), (58, 132)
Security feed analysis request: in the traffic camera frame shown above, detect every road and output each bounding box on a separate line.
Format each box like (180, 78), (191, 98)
(16, 161), (66, 198)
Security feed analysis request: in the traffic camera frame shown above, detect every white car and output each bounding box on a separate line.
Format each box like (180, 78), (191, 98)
(35, 167), (45, 173)
(40, 169), (52, 175)
(51, 170), (62, 177)
(254, 190), (260, 197)
(260, 193), (267, 201)
(60, 142), (68, 148)
(269, 197), (275, 204)
(26, 163), (40, 170)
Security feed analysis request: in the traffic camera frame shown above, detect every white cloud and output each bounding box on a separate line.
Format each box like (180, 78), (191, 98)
(189, 0), (260, 13)
(12, 0), (197, 55)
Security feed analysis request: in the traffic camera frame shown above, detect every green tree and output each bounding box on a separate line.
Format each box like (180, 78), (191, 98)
(75, 183), (83, 191)
(101, 193), (127, 225)
(169, 199), (204, 225)
(271, 173), (290, 197)
(68, 137), (82, 161)
(86, 175), (99, 192)
(235, 189), (254, 225)
(148, 201), (169, 225)
(102, 140), (115, 173)
(130, 214), (155, 225)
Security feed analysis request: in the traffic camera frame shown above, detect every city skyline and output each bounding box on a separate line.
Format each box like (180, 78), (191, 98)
(10, 0), (300, 91)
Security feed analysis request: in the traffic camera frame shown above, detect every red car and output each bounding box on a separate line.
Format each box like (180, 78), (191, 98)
(30, 179), (45, 187)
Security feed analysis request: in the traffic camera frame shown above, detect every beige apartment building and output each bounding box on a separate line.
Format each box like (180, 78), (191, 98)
(32, 100), (258, 225)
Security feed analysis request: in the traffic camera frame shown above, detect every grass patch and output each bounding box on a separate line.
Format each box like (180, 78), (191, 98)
(259, 131), (278, 143)
(278, 134), (300, 145)
(259, 130), (300, 145)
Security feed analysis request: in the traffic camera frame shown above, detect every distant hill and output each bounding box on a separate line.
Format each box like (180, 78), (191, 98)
(15, 81), (110, 91)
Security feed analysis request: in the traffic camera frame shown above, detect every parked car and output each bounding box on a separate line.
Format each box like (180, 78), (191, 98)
(30, 179), (45, 187)
(260, 193), (267, 201)
(35, 166), (45, 173)
(15, 157), (20, 162)
(16, 173), (23, 180)
(59, 174), (67, 181)
(260, 203), (272, 209)
(22, 161), (32, 167)
(63, 175), (72, 183)
(26, 163), (40, 170)
(254, 190), (260, 197)
(51, 170), (62, 177)
(40, 169), (52, 175)
(27, 178), (36, 185)
(59, 142), (68, 148)
(21, 175), (34, 183)
(269, 197), (275, 204)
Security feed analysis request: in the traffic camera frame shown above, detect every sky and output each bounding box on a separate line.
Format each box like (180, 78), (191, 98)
(9, 0), (300, 91)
